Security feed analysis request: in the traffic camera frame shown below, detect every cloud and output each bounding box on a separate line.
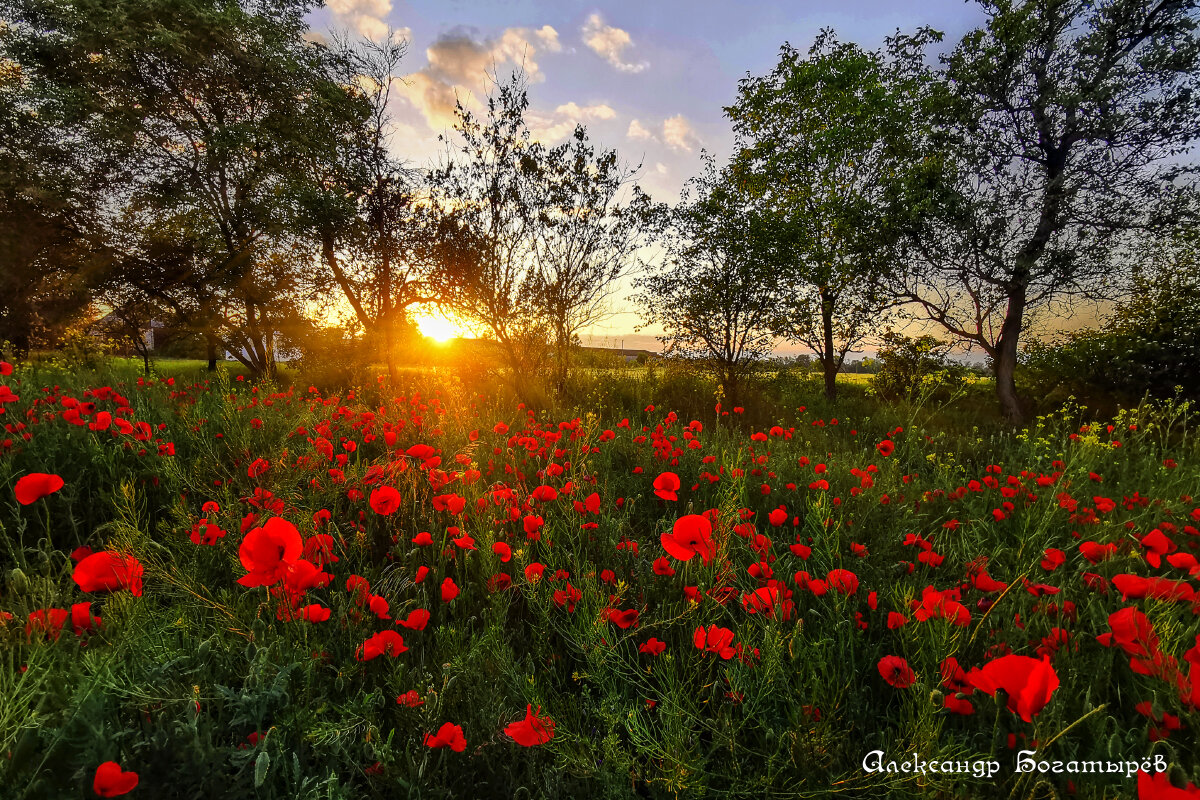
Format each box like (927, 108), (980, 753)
(555, 102), (616, 121)
(529, 101), (618, 143)
(662, 114), (700, 152)
(627, 119), (656, 141)
(581, 13), (648, 73)
(327, 0), (393, 41)
(399, 25), (564, 131)
(400, 71), (465, 131)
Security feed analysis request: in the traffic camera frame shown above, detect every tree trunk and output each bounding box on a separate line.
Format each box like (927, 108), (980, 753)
(995, 283), (1028, 424)
(204, 331), (218, 371)
(821, 290), (837, 401)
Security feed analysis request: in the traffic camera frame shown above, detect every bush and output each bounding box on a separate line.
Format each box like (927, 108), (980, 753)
(1018, 257), (1200, 407)
(870, 331), (970, 402)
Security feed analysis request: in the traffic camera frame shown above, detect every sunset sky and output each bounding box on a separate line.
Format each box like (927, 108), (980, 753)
(307, 1), (995, 354)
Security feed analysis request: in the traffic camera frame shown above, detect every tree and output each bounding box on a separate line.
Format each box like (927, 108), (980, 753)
(1020, 226), (1200, 403)
(894, 0), (1200, 422)
(724, 30), (938, 400)
(530, 127), (653, 396)
(633, 155), (782, 408)
(0, 15), (113, 355)
(301, 31), (438, 381)
(429, 73), (648, 400)
(426, 76), (548, 399)
(6, 0), (367, 376)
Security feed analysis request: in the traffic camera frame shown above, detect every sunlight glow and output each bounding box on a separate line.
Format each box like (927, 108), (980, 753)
(414, 312), (463, 343)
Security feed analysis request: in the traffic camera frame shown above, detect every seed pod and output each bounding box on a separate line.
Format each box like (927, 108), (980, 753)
(8, 568), (28, 595)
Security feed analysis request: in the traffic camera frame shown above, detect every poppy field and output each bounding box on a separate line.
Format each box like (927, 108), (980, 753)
(1, 359), (1199, 799)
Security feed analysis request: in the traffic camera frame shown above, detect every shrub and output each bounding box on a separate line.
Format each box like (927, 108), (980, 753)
(1018, 254), (1200, 407)
(870, 331), (970, 402)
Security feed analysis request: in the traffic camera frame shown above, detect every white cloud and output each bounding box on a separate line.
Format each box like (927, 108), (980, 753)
(399, 25), (564, 131)
(529, 101), (617, 143)
(555, 102), (616, 120)
(327, 0), (393, 41)
(581, 13), (648, 73)
(401, 71), (469, 131)
(662, 114), (700, 152)
(655, 162), (668, 175)
(627, 119), (656, 141)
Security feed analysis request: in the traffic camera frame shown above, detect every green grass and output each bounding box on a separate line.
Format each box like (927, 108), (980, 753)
(0, 358), (1194, 799)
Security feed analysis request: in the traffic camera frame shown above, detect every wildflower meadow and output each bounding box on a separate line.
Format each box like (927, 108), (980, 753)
(1, 358), (1197, 799)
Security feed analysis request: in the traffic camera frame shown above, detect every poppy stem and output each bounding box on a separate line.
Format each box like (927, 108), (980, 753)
(1040, 703), (1107, 750)
(42, 501), (53, 555)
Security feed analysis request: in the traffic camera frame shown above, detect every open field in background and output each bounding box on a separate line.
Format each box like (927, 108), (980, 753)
(0, 357), (1196, 799)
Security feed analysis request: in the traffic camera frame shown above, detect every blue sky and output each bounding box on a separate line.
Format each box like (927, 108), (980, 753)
(306, 0), (994, 351)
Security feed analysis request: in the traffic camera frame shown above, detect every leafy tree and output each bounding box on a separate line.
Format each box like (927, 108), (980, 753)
(429, 74), (649, 400)
(529, 127), (653, 395)
(724, 29), (939, 401)
(0, 16), (112, 355)
(5, 0), (367, 376)
(894, 0), (1200, 422)
(633, 155), (782, 408)
(870, 330), (970, 402)
(427, 76), (549, 399)
(301, 31), (437, 381)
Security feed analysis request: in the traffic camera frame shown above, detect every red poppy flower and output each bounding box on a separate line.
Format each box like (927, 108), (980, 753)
(1112, 575), (1195, 603)
(503, 704), (555, 746)
(299, 604), (331, 623)
(71, 602), (101, 635)
(876, 440), (895, 457)
(237, 517), (302, 587)
(26, 608), (69, 640)
(492, 542), (512, 562)
(357, 630), (408, 661)
(1040, 548), (1066, 571)
(966, 654), (1059, 722)
(1137, 768), (1200, 799)
(14, 473), (64, 505)
(878, 656), (917, 688)
(741, 586), (794, 620)
(602, 608), (639, 629)
(93, 761), (139, 797)
(661, 514), (716, 565)
(247, 458), (269, 478)
(424, 722), (466, 752)
(73, 552), (144, 597)
(397, 690), (424, 707)
(639, 638), (666, 656)
(369, 486), (401, 516)
(397, 608), (431, 630)
(441, 577), (459, 603)
(827, 569), (859, 595)
(652, 472), (681, 501)
(693, 624), (736, 659)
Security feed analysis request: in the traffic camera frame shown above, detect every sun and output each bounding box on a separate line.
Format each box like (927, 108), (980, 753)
(414, 312), (460, 343)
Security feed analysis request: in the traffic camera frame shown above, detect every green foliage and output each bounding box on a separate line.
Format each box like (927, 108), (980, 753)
(870, 332), (970, 404)
(1019, 239), (1200, 409)
(725, 29), (938, 399)
(0, 359), (1198, 798)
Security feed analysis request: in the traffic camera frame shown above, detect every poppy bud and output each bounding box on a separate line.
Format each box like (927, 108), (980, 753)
(8, 568), (28, 595)
(930, 689), (944, 706)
